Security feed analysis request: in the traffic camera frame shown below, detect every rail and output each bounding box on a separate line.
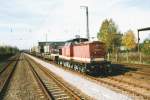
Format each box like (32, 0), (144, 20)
(0, 54), (20, 98)
(25, 55), (86, 100)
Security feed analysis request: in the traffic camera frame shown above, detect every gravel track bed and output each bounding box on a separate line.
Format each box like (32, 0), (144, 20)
(3, 54), (47, 100)
(0, 61), (16, 92)
(27, 55), (90, 100)
(28, 54), (150, 100)
(112, 73), (150, 88)
(26, 54), (132, 100)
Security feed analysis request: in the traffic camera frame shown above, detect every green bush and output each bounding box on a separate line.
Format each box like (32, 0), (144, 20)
(141, 39), (150, 55)
(0, 46), (19, 56)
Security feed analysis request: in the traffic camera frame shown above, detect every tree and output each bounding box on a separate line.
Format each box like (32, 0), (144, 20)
(0, 46), (19, 55)
(141, 39), (150, 55)
(97, 19), (121, 52)
(122, 30), (136, 50)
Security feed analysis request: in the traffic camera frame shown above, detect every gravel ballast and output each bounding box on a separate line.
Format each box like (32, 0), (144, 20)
(26, 54), (132, 100)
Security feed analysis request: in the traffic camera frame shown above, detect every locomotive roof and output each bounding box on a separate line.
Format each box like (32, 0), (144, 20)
(74, 41), (105, 46)
(38, 41), (65, 46)
(66, 38), (88, 43)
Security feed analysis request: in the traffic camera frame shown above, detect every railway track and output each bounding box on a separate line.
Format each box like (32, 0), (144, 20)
(25, 55), (89, 100)
(29, 54), (150, 100)
(108, 76), (150, 89)
(118, 67), (150, 77)
(129, 71), (150, 77)
(25, 57), (52, 100)
(116, 63), (150, 69)
(2, 54), (50, 100)
(55, 62), (150, 99)
(0, 55), (18, 75)
(112, 63), (150, 80)
(82, 72), (150, 99)
(107, 77), (150, 94)
(90, 76), (150, 99)
(66, 70), (150, 100)
(0, 54), (20, 98)
(127, 63), (150, 68)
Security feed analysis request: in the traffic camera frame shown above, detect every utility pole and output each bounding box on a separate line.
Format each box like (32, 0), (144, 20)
(80, 6), (90, 40)
(137, 30), (140, 54)
(46, 33), (47, 43)
(45, 33), (48, 46)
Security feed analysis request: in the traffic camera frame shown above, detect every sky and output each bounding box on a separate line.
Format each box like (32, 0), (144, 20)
(0, 0), (150, 49)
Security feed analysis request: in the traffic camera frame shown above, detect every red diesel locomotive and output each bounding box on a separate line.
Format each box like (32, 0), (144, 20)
(58, 38), (111, 74)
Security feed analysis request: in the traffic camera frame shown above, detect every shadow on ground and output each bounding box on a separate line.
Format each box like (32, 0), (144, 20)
(90, 64), (138, 77)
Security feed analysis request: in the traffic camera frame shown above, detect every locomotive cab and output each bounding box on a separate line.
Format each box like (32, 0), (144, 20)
(59, 38), (88, 59)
